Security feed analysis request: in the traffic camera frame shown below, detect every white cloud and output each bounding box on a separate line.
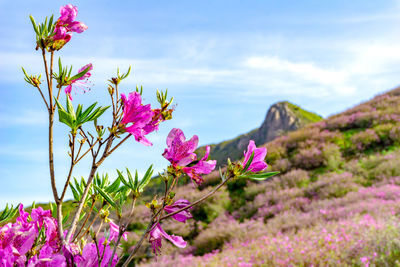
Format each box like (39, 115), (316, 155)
(2, 32), (400, 107)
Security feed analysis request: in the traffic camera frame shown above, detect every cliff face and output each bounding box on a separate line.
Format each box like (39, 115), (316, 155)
(198, 101), (322, 166)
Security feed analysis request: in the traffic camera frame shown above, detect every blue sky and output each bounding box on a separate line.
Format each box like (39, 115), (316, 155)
(2, 0), (400, 208)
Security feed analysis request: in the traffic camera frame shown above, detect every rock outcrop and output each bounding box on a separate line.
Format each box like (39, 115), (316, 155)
(197, 101), (322, 166)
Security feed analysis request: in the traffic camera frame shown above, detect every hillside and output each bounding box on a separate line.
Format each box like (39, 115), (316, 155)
(196, 101), (322, 167)
(125, 87), (400, 266)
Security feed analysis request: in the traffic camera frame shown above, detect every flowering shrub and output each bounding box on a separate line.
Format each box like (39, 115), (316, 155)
(5, 4), (279, 266)
(273, 169), (310, 189)
(293, 146), (324, 169)
(349, 129), (380, 152)
(139, 215), (400, 267)
(325, 111), (376, 131)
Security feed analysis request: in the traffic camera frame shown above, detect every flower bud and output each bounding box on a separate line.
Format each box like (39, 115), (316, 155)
(31, 76), (41, 87)
(108, 85), (114, 95)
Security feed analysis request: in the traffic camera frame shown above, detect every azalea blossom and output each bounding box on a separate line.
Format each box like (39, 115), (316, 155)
(148, 223), (186, 255)
(64, 63), (93, 100)
(120, 92), (157, 145)
(162, 128), (199, 167)
(163, 128), (216, 184)
(164, 199), (193, 223)
(242, 140), (268, 172)
(109, 221), (128, 242)
(75, 237), (118, 267)
(182, 146), (217, 185)
(0, 204), (62, 265)
(51, 4), (87, 50)
(0, 204), (121, 266)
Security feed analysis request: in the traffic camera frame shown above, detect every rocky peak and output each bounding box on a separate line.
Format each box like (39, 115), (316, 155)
(197, 101), (322, 167)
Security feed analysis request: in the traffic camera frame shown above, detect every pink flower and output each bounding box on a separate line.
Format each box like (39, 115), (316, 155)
(27, 244), (67, 267)
(164, 199), (193, 223)
(75, 238), (118, 267)
(0, 204), (64, 265)
(182, 146), (216, 185)
(242, 140), (268, 172)
(52, 5), (87, 50)
(163, 128), (216, 184)
(58, 4), (78, 24)
(162, 128), (198, 167)
(108, 221), (128, 242)
(64, 63), (93, 100)
(121, 92), (156, 146)
(149, 223), (186, 255)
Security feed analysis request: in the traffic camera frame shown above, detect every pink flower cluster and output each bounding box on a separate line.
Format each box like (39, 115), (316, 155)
(0, 205), (62, 266)
(52, 4), (87, 49)
(163, 128), (217, 184)
(0, 205), (119, 266)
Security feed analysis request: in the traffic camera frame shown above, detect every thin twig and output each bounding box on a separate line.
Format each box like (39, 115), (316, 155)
(60, 135), (76, 201)
(75, 138), (100, 163)
(35, 85), (50, 110)
(67, 135), (115, 242)
(122, 217), (155, 267)
(107, 134), (131, 155)
(72, 200), (96, 242)
(161, 177), (231, 221)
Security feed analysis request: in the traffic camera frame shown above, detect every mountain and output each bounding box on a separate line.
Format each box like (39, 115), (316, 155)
(196, 101), (322, 167)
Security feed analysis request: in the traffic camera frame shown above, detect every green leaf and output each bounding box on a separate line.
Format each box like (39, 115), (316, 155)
(117, 170), (131, 189)
(49, 202), (57, 219)
(69, 182), (80, 201)
(105, 177), (121, 193)
(79, 102), (97, 121)
(238, 171), (280, 181)
(29, 15), (39, 35)
(126, 168), (135, 189)
(62, 211), (70, 225)
(55, 98), (76, 128)
(58, 109), (74, 128)
(0, 204), (17, 223)
(84, 106), (109, 123)
(76, 104), (83, 120)
(47, 15), (54, 32)
(69, 65), (91, 81)
(74, 178), (83, 196)
(134, 170), (139, 191)
(94, 185), (117, 209)
(102, 174), (109, 188)
(219, 167), (226, 182)
(242, 151), (255, 172)
(78, 212), (86, 222)
(66, 97), (76, 119)
(138, 165), (153, 192)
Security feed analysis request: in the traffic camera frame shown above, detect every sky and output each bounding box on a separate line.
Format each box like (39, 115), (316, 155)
(2, 0), (400, 208)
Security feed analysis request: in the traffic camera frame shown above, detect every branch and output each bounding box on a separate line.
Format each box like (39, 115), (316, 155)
(72, 200), (96, 242)
(107, 134), (131, 155)
(35, 85), (50, 110)
(75, 138), (100, 164)
(161, 176), (231, 221)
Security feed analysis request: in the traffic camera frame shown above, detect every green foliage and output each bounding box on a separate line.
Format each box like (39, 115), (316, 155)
(286, 101), (323, 124)
(0, 204), (19, 225)
(226, 179), (247, 212)
(29, 14), (55, 45)
(55, 98), (109, 135)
